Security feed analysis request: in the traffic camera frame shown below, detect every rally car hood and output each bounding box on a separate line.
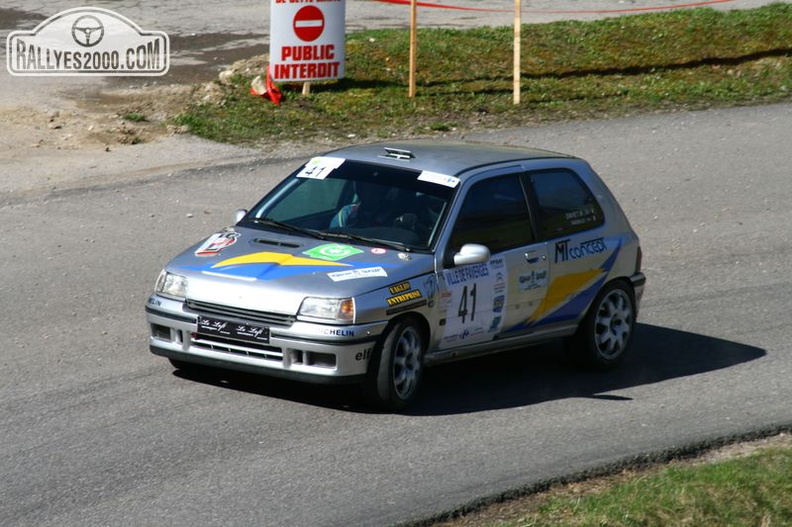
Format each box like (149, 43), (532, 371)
(167, 227), (434, 315)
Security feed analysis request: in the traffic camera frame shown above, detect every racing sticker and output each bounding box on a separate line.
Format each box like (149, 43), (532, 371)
(202, 251), (349, 281)
(439, 258), (506, 348)
(518, 269), (548, 291)
(303, 243), (363, 261)
(385, 281), (425, 314)
(417, 170), (460, 188)
(385, 283), (426, 315)
(296, 156), (345, 180)
(195, 231), (239, 257)
(422, 275), (438, 308)
(327, 267), (388, 282)
(387, 289), (422, 307)
(554, 237), (607, 263)
(389, 281), (411, 294)
(507, 239), (622, 332)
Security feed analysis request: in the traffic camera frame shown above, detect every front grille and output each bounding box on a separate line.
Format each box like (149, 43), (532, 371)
(186, 299), (296, 327)
(192, 334), (284, 362)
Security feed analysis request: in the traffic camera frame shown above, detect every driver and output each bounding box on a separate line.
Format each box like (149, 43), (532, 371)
(330, 181), (395, 228)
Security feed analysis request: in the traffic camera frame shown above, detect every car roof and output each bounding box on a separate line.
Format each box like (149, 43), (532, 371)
(324, 140), (576, 178)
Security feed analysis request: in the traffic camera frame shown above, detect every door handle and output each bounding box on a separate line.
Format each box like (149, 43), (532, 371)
(525, 251), (544, 264)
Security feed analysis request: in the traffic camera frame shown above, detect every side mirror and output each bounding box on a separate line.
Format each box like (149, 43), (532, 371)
(234, 209), (247, 224)
(452, 243), (491, 266)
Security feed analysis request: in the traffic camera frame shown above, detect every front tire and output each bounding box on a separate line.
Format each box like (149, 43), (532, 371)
(363, 318), (425, 410)
(567, 280), (636, 370)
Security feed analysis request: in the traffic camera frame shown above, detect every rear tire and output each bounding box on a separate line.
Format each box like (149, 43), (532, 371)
(363, 318), (425, 411)
(567, 280), (636, 370)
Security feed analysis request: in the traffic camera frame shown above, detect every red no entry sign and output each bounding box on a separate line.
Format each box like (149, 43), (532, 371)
(270, 0), (345, 82)
(293, 6), (324, 42)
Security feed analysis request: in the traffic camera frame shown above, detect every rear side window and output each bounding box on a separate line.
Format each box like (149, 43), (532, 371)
(449, 175), (533, 254)
(527, 170), (604, 239)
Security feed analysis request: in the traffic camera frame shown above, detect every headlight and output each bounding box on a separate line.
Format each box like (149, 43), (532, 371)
(298, 297), (354, 323)
(155, 270), (188, 300)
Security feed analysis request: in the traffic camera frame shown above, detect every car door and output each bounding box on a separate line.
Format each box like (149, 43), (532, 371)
(437, 171), (548, 349)
(519, 168), (612, 330)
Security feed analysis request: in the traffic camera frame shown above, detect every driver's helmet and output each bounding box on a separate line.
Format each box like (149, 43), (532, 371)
(354, 180), (390, 205)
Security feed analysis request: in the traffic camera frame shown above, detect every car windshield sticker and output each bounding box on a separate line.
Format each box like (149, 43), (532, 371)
(195, 231), (239, 257)
(439, 257), (506, 349)
(296, 156), (345, 180)
(417, 170), (460, 188)
(327, 267), (388, 282)
(303, 243), (363, 261)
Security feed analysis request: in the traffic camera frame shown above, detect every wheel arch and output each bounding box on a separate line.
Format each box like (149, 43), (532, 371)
(575, 275), (635, 325)
(382, 311), (431, 350)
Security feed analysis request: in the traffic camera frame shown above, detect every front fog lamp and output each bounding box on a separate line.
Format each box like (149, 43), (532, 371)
(299, 297), (354, 323)
(155, 270), (188, 300)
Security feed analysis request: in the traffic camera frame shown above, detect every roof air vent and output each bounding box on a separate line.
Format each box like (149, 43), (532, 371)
(381, 147), (415, 160)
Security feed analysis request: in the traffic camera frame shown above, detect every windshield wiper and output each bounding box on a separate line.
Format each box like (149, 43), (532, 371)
(247, 217), (326, 240)
(323, 231), (409, 252)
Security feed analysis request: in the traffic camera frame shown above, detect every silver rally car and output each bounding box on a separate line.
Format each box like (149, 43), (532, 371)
(146, 141), (645, 409)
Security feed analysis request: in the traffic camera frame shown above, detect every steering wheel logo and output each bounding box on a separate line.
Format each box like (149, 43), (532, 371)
(71, 15), (104, 47)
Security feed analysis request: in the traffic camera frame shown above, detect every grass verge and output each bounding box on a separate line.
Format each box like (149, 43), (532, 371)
(432, 435), (792, 527)
(174, 3), (792, 145)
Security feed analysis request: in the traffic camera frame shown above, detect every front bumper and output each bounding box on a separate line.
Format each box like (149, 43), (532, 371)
(146, 295), (388, 385)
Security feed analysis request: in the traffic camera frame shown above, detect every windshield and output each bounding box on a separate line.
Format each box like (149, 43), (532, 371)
(240, 158), (455, 251)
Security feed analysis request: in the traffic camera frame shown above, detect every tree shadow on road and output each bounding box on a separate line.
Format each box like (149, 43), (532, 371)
(172, 323), (765, 415)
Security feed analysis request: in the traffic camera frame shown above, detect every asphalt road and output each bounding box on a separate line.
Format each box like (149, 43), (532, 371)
(2, 103), (791, 526)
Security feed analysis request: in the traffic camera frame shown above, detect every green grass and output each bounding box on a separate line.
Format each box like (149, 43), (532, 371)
(174, 3), (792, 144)
(123, 112), (148, 122)
(434, 441), (792, 526)
(532, 450), (792, 526)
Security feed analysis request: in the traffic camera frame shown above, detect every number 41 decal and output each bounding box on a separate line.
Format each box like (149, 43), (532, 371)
(457, 283), (477, 323)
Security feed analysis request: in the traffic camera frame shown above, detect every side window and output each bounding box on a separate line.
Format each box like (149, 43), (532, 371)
(528, 170), (604, 239)
(448, 175), (533, 254)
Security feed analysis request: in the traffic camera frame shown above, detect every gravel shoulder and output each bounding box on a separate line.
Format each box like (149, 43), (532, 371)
(0, 79), (263, 200)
